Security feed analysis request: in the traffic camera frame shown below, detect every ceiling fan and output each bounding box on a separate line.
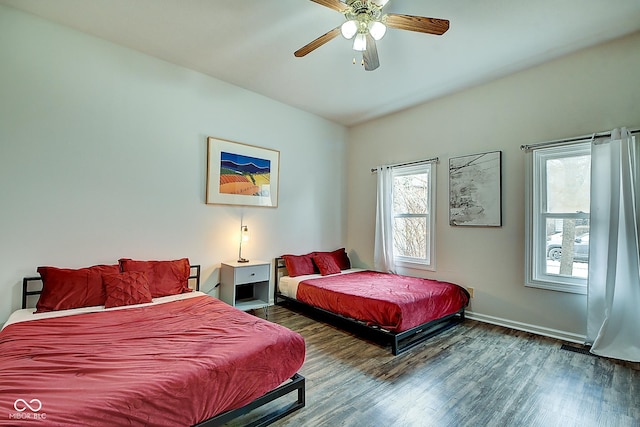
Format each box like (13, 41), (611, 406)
(294, 0), (449, 71)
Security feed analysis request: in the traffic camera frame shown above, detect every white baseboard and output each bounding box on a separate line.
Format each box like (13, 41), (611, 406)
(465, 311), (586, 344)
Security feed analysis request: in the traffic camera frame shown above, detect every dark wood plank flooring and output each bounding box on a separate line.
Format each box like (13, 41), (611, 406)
(229, 305), (640, 427)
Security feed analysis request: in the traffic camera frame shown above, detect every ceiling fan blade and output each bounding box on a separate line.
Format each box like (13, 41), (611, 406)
(294, 27), (342, 57)
(310, 0), (349, 12)
(363, 34), (380, 71)
(385, 14), (450, 35)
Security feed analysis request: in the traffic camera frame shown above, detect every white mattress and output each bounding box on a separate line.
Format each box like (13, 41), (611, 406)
(278, 268), (365, 299)
(2, 291), (207, 330)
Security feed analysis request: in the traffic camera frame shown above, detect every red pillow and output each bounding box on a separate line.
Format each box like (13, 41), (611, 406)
(103, 271), (153, 308)
(282, 254), (315, 277)
(312, 248), (351, 270)
(312, 254), (341, 276)
(36, 264), (120, 313)
(119, 258), (191, 298)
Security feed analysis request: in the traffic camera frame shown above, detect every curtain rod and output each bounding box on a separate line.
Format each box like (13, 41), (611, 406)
(520, 128), (640, 151)
(371, 157), (439, 173)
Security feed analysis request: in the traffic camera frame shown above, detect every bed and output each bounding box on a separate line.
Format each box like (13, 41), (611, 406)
(275, 249), (470, 355)
(1, 259), (306, 426)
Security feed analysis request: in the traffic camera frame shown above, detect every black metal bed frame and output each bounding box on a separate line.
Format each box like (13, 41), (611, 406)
(194, 374), (305, 427)
(274, 257), (466, 356)
(19, 264), (306, 427)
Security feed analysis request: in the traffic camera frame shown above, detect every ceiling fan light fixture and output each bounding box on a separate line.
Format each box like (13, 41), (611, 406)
(295, 0), (450, 71)
(353, 33), (367, 51)
(341, 20), (358, 39)
(368, 21), (387, 40)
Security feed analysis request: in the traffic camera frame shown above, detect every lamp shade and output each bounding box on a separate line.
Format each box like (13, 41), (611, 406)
(352, 33), (367, 51)
(369, 21), (387, 40)
(341, 20), (358, 39)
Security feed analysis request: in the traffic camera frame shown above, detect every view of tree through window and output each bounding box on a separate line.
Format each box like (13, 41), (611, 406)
(544, 152), (590, 278)
(393, 170), (430, 262)
(527, 142), (591, 293)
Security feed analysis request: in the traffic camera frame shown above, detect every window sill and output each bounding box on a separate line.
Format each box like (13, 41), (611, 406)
(525, 280), (587, 295)
(394, 259), (435, 272)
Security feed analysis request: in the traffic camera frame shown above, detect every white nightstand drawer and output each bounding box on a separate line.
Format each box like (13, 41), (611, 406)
(235, 264), (269, 285)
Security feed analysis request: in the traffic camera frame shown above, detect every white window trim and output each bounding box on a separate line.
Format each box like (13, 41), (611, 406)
(525, 142), (590, 294)
(392, 163), (436, 271)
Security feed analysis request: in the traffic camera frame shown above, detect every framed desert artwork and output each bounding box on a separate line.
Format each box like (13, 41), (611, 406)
(206, 137), (279, 207)
(449, 151), (502, 227)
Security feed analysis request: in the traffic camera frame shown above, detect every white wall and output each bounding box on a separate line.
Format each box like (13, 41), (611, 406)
(0, 5), (347, 324)
(347, 31), (640, 339)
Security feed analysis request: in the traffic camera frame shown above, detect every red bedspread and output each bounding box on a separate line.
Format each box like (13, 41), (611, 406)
(0, 295), (305, 426)
(297, 271), (470, 333)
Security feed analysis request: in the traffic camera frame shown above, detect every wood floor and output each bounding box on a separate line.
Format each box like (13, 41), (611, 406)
(229, 304), (640, 427)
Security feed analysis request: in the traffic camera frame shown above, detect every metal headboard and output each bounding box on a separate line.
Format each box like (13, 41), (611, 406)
(22, 265), (202, 309)
(273, 257), (289, 304)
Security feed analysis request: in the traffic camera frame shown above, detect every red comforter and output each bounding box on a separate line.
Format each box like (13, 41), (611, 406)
(0, 295), (305, 426)
(297, 271), (470, 332)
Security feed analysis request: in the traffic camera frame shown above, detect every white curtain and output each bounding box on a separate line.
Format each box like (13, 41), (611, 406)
(587, 128), (640, 361)
(374, 166), (396, 273)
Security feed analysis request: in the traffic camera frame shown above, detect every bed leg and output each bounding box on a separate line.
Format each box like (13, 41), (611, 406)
(297, 374), (306, 407)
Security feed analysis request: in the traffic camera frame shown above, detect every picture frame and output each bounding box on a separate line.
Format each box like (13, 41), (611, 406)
(206, 137), (280, 207)
(449, 150), (502, 227)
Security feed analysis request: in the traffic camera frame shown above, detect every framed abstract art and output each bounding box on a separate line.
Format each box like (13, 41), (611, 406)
(206, 137), (279, 207)
(449, 151), (502, 226)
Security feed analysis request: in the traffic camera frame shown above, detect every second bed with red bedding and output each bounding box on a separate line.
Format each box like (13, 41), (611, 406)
(297, 270), (470, 333)
(276, 254), (470, 355)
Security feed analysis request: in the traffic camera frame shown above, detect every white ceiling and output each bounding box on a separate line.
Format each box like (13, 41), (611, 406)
(3, 0), (640, 126)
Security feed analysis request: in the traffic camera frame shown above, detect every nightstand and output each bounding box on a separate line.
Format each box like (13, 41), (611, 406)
(219, 260), (270, 311)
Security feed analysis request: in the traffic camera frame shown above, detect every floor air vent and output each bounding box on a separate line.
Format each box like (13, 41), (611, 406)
(561, 344), (595, 356)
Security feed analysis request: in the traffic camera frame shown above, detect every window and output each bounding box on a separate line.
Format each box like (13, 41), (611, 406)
(525, 142), (591, 293)
(392, 164), (436, 270)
